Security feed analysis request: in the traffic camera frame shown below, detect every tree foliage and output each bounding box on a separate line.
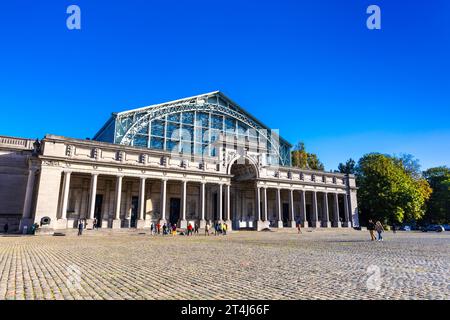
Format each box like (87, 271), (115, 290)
(291, 141), (324, 171)
(338, 158), (356, 174)
(422, 166), (450, 224)
(355, 153), (431, 225)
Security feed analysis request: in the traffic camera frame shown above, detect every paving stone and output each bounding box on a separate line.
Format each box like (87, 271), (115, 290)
(0, 230), (448, 300)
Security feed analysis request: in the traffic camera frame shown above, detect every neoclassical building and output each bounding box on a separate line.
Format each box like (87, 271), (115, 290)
(0, 92), (359, 233)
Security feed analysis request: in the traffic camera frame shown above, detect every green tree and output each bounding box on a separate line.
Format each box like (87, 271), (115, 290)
(355, 153), (431, 225)
(291, 141), (324, 171)
(338, 158), (356, 174)
(422, 166), (450, 224)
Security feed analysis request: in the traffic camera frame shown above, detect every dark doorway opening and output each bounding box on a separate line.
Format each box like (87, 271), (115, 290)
(169, 198), (181, 226)
(130, 196), (139, 228)
(94, 195), (103, 228)
(306, 204), (311, 223)
(282, 203), (289, 226)
(213, 193), (218, 221)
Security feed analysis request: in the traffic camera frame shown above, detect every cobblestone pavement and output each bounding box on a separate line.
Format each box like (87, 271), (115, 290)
(0, 229), (449, 300)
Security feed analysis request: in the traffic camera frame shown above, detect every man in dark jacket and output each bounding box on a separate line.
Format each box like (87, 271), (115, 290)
(367, 219), (376, 241)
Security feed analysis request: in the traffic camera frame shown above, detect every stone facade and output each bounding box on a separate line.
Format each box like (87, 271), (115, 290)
(0, 92), (359, 233)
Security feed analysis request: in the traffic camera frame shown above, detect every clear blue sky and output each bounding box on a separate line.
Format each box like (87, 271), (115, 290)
(0, 0), (449, 171)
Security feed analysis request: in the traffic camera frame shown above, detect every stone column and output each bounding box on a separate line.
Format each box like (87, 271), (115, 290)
(225, 184), (232, 228)
(262, 187), (268, 222)
(343, 193), (351, 228)
(333, 193), (341, 228)
(160, 178), (167, 223)
(218, 183), (223, 222)
(276, 188), (283, 228)
(300, 190), (308, 228)
(199, 182), (206, 228)
(112, 175), (123, 229)
(322, 192), (331, 228)
(256, 186), (261, 221)
(20, 165), (38, 232)
(87, 174), (98, 228)
(124, 181), (132, 227)
(312, 191), (320, 228)
(60, 171), (72, 221)
(137, 177), (146, 229)
(19, 169), (36, 231)
(289, 189), (296, 228)
(180, 180), (188, 228)
(101, 180), (111, 228)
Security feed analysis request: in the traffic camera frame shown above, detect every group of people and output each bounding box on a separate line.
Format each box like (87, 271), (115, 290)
(367, 219), (384, 241)
(147, 221), (229, 236)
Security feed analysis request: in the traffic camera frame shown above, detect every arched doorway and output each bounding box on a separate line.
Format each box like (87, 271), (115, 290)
(228, 157), (258, 230)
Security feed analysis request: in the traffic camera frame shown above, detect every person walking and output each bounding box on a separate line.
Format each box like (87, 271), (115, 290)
(156, 222), (161, 235)
(93, 218), (98, 230)
(187, 223), (193, 236)
(194, 223), (199, 235)
(297, 221), (302, 234)
(162, 223), (167, 236)
(392, 224), (396, 234)
(3, 223), (8, 234)
(172, 224), (177, 236)
(77, 220), (83, 236)
(367, 219), (376, 241)
(205, 223), (210, 236)
(150, 223), (154, 235)
(375, 221), (384, 241)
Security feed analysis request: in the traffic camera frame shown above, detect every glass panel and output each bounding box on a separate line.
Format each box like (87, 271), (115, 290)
(225, 117), (235, 132)
(182, 112), (194, 125)
(210, 145), (218, 157)
(166, 122), (180, 139)
(196, 112), (209, 127)
(237, 121), (248, 135)
(133, 135), (148, 147)
(211, 114), (223, 130)
(167, 113), (181, 122)
(150, 136), (164, 149)
(210, 129), (221, 143)
(137, 123), (149, 135)
(180, 141), (193, 154)
(181, 125), (194, 141)
(166, 139), (179, 153)
(151, 120), (165, 137)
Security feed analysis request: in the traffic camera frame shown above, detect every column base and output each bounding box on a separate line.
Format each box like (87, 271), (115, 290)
(86, 219), (94, 230)
(290, 221), (296, 228)
(256, 220), (270, 231)
(342, 221), (352, 228)
(19, 218), (34, 234)
(179, 219), (188, 229)
(101, 220), (109, 229)
(333, 221), (342, 228)
(199, 219), (207, 229)
(302, 221), (309, 228)
(111, 219), (121, 229)
(136, 220), (146, 229)
(277, 220), (283, 228)
(225, 220), (232, 231)
(55, 219), (68, 230)
(322, 221), (332, 228)
(313, 221), (321, 228)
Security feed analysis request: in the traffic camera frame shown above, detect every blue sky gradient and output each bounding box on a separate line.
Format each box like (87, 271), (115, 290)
(0, 0), (448, 170)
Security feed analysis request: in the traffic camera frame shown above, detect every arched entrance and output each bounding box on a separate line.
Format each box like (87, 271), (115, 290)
(228, 157), (259, 230)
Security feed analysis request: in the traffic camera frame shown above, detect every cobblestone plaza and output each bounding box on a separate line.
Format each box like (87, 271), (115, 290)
(0, 229), (448, 300)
